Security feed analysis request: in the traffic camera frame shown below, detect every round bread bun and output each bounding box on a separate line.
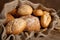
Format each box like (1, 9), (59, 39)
(21, 15), (41, 32)
(33, 9), (43, 16)
(41, 11), (51, 28)
(6, 18), (26, 35)
(18, 5), (33, 16)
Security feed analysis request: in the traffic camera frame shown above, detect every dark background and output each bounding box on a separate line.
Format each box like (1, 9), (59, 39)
(0, 0), (60, 12)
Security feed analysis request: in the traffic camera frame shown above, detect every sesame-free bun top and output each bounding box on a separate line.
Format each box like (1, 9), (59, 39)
(18, 5), (33, 16)
(21, 15), (41, 32)
(6, 18), (26, 35)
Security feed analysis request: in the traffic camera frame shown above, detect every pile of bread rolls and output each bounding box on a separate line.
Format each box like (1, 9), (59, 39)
(5, 4), (51, 35)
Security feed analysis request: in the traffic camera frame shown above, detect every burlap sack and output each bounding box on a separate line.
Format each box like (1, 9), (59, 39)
(0, 0), (60, 40)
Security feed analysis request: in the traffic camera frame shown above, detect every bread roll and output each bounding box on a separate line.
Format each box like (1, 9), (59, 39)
(33, 9), (43, 16)
(21, 15), (41, 32)
(41, 11), (51, 28)
(18, 5), (33, 16)
(6, 18), (26, 35)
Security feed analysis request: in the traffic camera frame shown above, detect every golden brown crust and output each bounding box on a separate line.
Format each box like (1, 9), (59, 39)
(21, 15), (41, 32)
(18, 5), (33, 16)
(6, 18), (26, 35)
(33, 9), (44, 16)
(4, 14), (14, 25)
(41, 11), (51, 28)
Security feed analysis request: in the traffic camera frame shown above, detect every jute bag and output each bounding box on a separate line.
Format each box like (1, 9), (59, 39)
(0, 0), (60, 40)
